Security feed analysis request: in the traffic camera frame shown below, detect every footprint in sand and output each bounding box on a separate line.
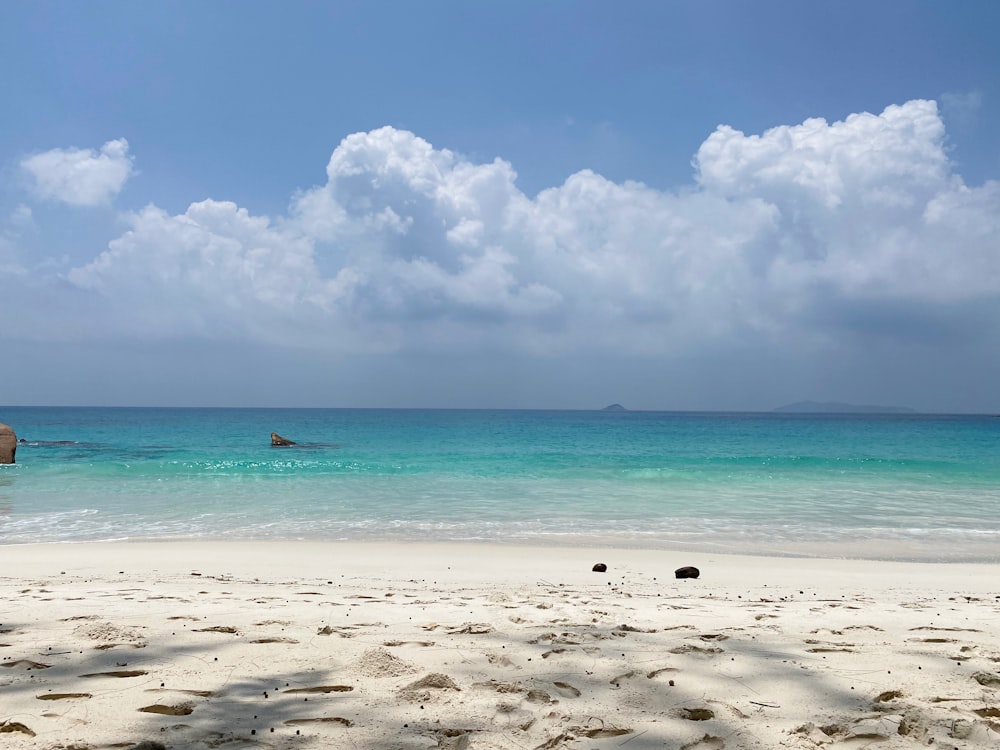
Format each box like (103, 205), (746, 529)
(910, 625), (980, 632)
(646, 667), (680, 679)
(615, 624), (657, 633)
(525, 689), (553, 704)
(93, 642), (145, 650)
(973, 672), (1000, 687)
(145, 688), (214, 697)
(610, 671), (638, 687)
(317, 625), (354, 637)
(896, 714), (930, 742)
(383, 640), (435, 647)
(669, 645), (723, 656)
(2, 660), (51, 670)
(284, 685), (353, 694)
(285, 717), (353, 727)
(552, 681), (581, 698)
(542, 648), (572, 659)
(448, 623), (494, 634)
(192, 625), (239, 634)
(873, 690), (904, 703)
(678, 707), (715, 721)
(0, 721), (35, 737)
(37, 693), (92, 701)
(251, 637), (300, 644)
(680, 734), (724, 750)
(569, 724), (633, 738)
(811, 720), (895, 747)
(434, 728), (476, 750)
(486, 653), (516, 667)
(138, 703), (194, 716)
(533, 632), (582, 645)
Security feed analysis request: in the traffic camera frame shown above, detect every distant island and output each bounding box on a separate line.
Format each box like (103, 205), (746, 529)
(601, 403), (628, 412)
(773, 401), (917, 414)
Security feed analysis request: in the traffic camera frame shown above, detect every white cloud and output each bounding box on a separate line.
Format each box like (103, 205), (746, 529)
(696, 100), (951, 208)
(21, 138), (135, 206)
(693, 100), (999, 314)
(291, 126), (560, 327)
(68, 199), (359, 343)
(49, 101), (1000, 362)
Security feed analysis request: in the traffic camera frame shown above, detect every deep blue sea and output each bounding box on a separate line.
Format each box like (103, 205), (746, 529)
(1, 407), (998, 561)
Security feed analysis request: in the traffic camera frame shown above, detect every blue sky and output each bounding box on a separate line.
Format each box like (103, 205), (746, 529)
(2, 1), (999, 411)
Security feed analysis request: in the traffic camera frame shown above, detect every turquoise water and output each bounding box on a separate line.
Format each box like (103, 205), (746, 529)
(1, 407), (998, 560)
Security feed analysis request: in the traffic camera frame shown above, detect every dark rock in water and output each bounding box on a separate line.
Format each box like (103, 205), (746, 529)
(592, 563), (608, 573)
(675, 566), (700, 579)
(0, 422), (16, 464)
(270, 432), (296, 447)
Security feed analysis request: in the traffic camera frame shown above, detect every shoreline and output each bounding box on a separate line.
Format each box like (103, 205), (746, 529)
(3, 541), (999, 749)
(5, 539), (999, 591)
(3, 534), (999, 565)
(1, 535), (995, 564)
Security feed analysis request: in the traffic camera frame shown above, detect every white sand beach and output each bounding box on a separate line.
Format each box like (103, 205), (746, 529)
(2, 542), (999, 749)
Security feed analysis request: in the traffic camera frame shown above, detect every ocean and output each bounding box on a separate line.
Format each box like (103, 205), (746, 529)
(1, 407), (998, 561)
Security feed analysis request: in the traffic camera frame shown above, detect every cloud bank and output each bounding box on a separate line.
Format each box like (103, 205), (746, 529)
(7, 100), (1000, 406)
(21, 138), (135, 206)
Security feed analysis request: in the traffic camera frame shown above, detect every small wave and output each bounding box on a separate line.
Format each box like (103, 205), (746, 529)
(270, 442), (340, 450)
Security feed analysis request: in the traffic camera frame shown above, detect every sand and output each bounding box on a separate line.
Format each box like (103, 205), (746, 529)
(1, 541), (999, 750)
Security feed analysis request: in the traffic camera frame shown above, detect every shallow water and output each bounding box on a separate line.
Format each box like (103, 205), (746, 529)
(1, 407), (998, 561)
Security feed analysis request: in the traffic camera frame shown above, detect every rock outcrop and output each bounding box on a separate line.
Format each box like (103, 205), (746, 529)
(0, 422), (16, 464)
(270, 432), (296, 447)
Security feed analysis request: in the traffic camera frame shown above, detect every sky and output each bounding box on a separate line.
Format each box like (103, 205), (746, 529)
(1, 1), (999, 412)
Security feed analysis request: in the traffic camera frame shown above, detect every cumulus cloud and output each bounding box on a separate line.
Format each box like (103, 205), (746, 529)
(292, 127), (562, 326)
(55, 102), (1000, 361)
(21, 138), (134, 206)
(67, 199), (363, 344)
